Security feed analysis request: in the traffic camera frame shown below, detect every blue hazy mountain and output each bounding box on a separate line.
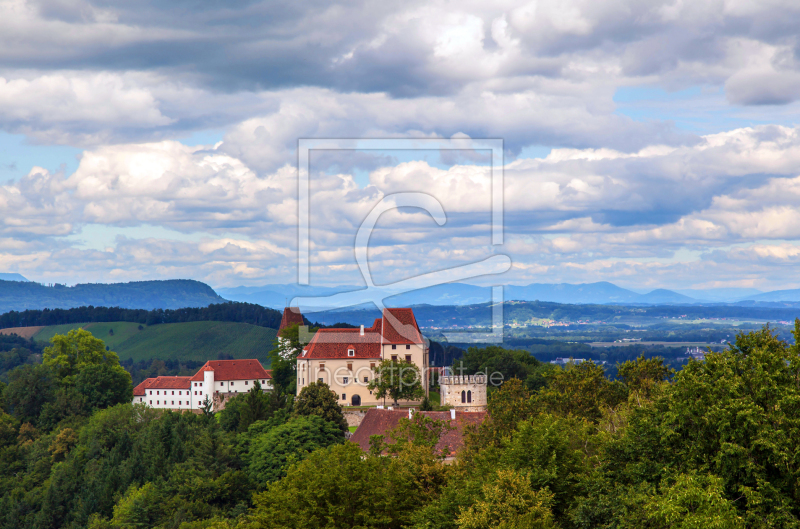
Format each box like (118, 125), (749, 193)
(740, 289), (800, 302)
(0, 279), (224, 313)
(0, 273), (29, 282)
(218, 281), (703, 307)
(674, 288), (763, 302)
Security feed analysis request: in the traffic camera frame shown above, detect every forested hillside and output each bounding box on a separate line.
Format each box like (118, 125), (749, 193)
(1, 323), (799, 527)
(0, 279), (224, 313)
(0, 302), (283, 330)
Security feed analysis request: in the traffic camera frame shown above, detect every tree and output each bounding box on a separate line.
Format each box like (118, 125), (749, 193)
(247, 415), (344, 484)
(293, 381), (348, 433)
(616, 355), (673, 398)
(3, 364), (56, 424)
(267, 323), (304, 396)
(75, 362), (133, 411)
(239, 380), (271, 431)
(533, 360), (627, 422)
(368, 359), (425, 405)
(456, 470), (558, 529)
(43, 328), (122, 382)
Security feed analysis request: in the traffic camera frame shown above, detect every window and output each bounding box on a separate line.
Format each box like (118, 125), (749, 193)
(392, 344), (397, 349)
(370, 362), (375, 369)
(363, 376), (368, 383)
(157, 400), (160, 405)
(342, 394), (346, 400)
(231, 382), (234, 386)
(405, 355), (411, 362)
(198, 401), (201, 406)
(199, 382), (202, 387)
(318, 378), (323, 383)
(194, 391), (197, 395)
(149, 400), (152, 405)
(461, 390), (466, 403)
(179, 401), (182, 405)
(347, 363), (353, 371)
(194, 382), (197, 387)
(245, 381), (249, 385)
(171, 401), (174, 405)
(220, 382), (223, 386)
(171, 391), (174, 395)
(467, 390), (472, 403)
(348, 349), (354, 357)
(406, 344), (411, 349)
(392, 355), (397, 361)
(320, 363), (325, 370)
(262, 379), (265, 384)
(157, 391), (160, 395)
(149, 391), (152, 395)
(342, 377), (349, 385)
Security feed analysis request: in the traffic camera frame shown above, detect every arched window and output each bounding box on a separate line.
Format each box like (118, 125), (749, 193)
(461, 390), (466, 403)
(467, 390), (472, 403)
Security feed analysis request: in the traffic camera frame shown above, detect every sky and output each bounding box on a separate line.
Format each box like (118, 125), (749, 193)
(3, 0), (800, 292)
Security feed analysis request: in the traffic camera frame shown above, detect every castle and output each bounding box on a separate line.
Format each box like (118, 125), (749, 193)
(292, 307), (430, 407)
(132, 359), (272, 412)
(439, 374), (488, 412)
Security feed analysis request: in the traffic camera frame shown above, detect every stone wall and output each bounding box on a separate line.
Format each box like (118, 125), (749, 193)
(440, 375), (488, 410)
(344, 410), (366, 428)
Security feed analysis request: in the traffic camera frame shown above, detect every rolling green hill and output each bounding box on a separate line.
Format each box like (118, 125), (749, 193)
(32, 321), (278, 362)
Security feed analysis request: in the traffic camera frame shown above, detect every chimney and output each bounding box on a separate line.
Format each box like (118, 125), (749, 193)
(450, 409), (456, 420)
(360, 325), (364, 336)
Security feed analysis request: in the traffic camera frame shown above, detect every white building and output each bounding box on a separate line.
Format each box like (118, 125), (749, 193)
(133, 359), (273, 412)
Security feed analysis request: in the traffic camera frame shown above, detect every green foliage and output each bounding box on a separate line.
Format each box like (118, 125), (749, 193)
(616, 355), (673, 397)
(533, 360), (627, 422)
(367, 359), (425, 405)
(247, 415), (343, 484)
(457, 345), (555, 392)
(293, 381), (348, 433)
(456, 470), (558, 529)
(43, 328), (122, 382)
(75, 362), (133, 412)
(3, 322), (800, 529)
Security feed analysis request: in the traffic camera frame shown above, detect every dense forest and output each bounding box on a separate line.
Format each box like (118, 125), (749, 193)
(0, 302), (284, 330)
(1, 322), (799, 527)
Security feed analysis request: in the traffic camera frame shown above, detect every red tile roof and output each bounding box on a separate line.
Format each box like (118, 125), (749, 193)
(349, 409), (486, 457)
(279, 307), (304, 334)
(299, 308), (423, 360)
(380, 308), (423, 344)
(301, 327), (382, 359)
(133, 376), (192, 395)
(189, 359), (272, 381)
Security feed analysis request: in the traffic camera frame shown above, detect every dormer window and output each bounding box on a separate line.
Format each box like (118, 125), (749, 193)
(348, 349), (355, 357)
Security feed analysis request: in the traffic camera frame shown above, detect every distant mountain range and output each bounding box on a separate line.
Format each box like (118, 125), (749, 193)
(2, 273), (799, 314)
(0, 279), (224, 313)
(217, 281), (800, 308)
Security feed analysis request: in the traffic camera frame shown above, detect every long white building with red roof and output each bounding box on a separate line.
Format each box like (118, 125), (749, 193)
(133, 359), (272, 412)
(296, 308), (429, 407)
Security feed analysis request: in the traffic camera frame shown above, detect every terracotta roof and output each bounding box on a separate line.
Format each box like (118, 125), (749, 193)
(380, 308), (423, 344)
(189, 359), (271, 381)
(133, 376), (192, 395)
(301, 327), (382, 359)
(349, 409), (486, 457)
(279, 307), (304, 334)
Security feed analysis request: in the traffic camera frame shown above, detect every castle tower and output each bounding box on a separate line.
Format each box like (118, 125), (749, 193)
(439, 374), (487, 412)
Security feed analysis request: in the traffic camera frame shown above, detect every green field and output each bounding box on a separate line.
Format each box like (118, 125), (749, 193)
(32, 321), (278, 362)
